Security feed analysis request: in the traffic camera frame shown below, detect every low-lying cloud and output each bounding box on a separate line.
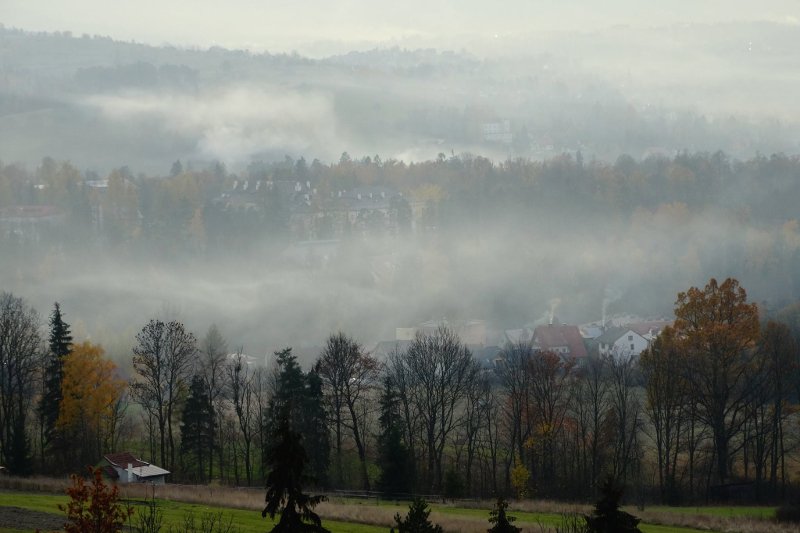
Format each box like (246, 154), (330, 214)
(84, 86), (343, 163)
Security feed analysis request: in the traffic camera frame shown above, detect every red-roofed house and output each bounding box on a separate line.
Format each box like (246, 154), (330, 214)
(99, 452), (170, 484)
(533, 324), (588, 359)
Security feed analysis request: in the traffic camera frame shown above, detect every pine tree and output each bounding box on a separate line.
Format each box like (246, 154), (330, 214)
(376, 375), (412, 496)
(487, 497), (521, 533)
(262, 406), (329, 533)
(180, 375), (215, 483)
(39, 302), (72, 458)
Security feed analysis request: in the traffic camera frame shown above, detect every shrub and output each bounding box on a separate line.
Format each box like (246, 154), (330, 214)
(510, 463), (530, 499)
(60, 466), (133, 533)
(776, 504), (800, 523)
(553, 513), (588, 533)
(135, 496), (163, 533)
(174, 509), (239, 533)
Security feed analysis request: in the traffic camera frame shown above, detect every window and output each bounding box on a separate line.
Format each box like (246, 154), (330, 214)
(630, 344), (635, 350)
(628, 335), (633, 341)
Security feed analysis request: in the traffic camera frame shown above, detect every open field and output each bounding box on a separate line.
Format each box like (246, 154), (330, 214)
(0, 477), (790, 532)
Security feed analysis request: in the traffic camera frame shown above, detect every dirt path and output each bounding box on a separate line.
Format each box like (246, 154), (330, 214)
(0, 506), (63, 531)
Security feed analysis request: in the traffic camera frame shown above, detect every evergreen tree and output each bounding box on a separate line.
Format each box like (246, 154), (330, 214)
(376, 375), (412, 496)
(487, 497), (521, 533)
(262, 406), (329, 533)
(39, 302), (72, 457)
(8, 414), (33, 476)
(265, 349), (330, 487)
(179, 375), (215, 482)
(302, 369), (330, 487)
(268, 348), (305, 420)
(584, 478), (642, 533)
(391, 498), (443, 533)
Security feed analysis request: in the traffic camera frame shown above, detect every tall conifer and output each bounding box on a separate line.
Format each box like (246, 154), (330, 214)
(39, 302), (72, 459)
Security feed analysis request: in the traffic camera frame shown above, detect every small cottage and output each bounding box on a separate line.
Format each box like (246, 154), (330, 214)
(99, 452), (170, 485)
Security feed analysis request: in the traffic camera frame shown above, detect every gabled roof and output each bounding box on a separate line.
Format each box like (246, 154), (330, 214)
(103, 452), (170, 478)
(595, 326), (639, 345)
(104, 452), (148, 469)
(533, 324), (588, 358)
(628, 321), (672, 338)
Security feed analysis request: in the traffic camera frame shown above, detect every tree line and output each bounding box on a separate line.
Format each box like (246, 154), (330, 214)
(0, 277), (798, 504)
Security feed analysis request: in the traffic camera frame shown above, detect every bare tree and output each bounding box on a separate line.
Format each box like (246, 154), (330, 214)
(315, 332), (379, 490)
(200, 324), (227, 481)
(639, 328), (688, 504)
(497, 341), (533, 478)
(528, 350), (575, 495)
(130, 319), (196, 472)
(477, 375), (504, 496)
(385, 346), (420, 490)
(0, 293), (40, 474)
(757, 321), (796, 497)
(572, 356), (609, 497)
(607, 353), (642, 485)
(226, 349), (257, 485)
(403, 326), (479, 492)
(459, 374), (491, 495)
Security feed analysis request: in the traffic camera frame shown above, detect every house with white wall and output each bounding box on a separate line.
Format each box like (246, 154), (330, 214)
(100, 452), (170, 485)
(596, 327), (649, 359)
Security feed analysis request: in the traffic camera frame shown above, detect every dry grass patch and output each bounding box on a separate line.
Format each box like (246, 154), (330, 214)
(2, 477), (797, 533)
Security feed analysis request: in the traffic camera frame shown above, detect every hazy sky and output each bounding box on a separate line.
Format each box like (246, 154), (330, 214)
(3, 1), (800, 55)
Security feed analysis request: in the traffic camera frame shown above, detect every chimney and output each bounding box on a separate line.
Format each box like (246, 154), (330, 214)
(127, 463), (133, 483)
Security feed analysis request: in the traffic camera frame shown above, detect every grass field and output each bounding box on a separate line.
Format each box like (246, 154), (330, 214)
(0, 483), (788, 533)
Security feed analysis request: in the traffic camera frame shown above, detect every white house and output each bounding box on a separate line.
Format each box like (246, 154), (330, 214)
(100, 452), (170, 485)
(596, 327), (650, 359)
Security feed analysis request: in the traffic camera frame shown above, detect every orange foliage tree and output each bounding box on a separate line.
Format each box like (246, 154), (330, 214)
(56, 341), (125, 470)
(673, 277), (761, 484)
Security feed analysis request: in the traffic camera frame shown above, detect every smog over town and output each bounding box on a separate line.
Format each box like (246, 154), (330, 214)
(5, 1), (800, 527)
(2, 0), (800, 361)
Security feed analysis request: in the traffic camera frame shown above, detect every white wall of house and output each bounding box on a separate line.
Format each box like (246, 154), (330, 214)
(599, 329), (649, 358)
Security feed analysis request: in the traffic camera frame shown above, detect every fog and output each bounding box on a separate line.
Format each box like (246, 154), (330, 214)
(4, 1), (799, 54)
(2, 4), (800, 367)
(85, 87), (343, 162)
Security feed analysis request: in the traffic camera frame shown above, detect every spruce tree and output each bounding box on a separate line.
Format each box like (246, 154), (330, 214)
(391, 498), (443, 533)
(262, 405), (329, 533)
(264, 348), (330, 487)
(179, 375), (215, 482)
(376, 375), (412, 496)
(584, 478), (642, 533)
(302, 369), (330, 487)
(39, 302), (72, 456)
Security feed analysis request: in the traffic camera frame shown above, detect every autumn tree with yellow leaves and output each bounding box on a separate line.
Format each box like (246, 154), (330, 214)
(57, 341), (125, 471)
